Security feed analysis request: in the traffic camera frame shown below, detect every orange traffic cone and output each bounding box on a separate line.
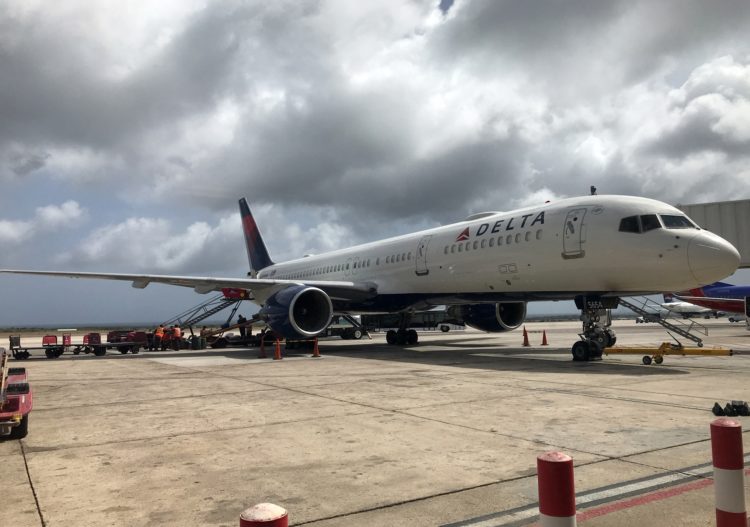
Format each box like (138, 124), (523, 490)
(311, 337), (321, 358)
(522, 326), (530, 347)
(541, 330), (549, 346)
(273, 339), (282, 360)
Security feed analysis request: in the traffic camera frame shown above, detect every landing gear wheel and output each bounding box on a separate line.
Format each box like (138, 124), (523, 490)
(605, 329), (617, 347)
(119, 347), (130, 354)
(406, 329), (419, 345)
(654, 356), (663, 365)
(94, 346), (106, 356)
(352, 329), (363, 340)
(132, 346), (140, 354)
(588, 340), (603, 359)
(386, 330), (397, 345)
(572, 341), (590, 362)
(642, 355), (652, 365)
(45, 349), (56, 359)
(440, 325), (450, 333)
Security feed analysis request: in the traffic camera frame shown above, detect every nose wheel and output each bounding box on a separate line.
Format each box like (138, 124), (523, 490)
(572, 297), (618, 362)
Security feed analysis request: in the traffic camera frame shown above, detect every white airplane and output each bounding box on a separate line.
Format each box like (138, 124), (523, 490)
(1, 195), (741, 361)
(659, 294), (716, 318)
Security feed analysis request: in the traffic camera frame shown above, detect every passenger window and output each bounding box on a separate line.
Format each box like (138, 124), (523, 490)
(481, 239), (486, 249)
(458, 244), (463, 253)
(640, 214), (661, 232)
(506, 234), (512, 244)
(407, 252), (412, 260)
(451, 244), (456, 253)
(402, 252), (407, 261)
(661, 214), (697, 229)
(473, 241), (478, 250)
(444, 246), (448, 255)
(525, 232), (530, 242)
(515, 233), (521, 243)
(465, 242), (470, 251)
(489, 238), (495, 247)
(536, 230), (542, 240)
(619, 216), (640, 233)
(497, 236), (503, 246)
(376, 258), (380, 265)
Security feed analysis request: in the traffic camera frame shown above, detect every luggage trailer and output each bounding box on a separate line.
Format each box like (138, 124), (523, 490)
(9, 331), (148, 359)
(8, 333), (71, 360)
(0, 348), (32, 439)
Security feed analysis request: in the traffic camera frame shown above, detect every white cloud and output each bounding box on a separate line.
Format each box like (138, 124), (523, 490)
(0, 200), (86, 244)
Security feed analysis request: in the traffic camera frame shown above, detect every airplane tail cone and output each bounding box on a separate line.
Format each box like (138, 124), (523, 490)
(312, 337), (320, 358)
(522, 326), (530, 347)
(541, 330), (549, 346)
(273, 339), (282, 361)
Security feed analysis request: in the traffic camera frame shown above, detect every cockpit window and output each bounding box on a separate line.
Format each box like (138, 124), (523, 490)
(619, 216), (640, 233)
(660, 214), (698, 229)
(640, 214), (661, 232)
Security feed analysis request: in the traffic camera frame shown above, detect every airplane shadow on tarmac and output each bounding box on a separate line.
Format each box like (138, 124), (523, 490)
(309, 341), (689, 377)
(15, 339), (688, 377)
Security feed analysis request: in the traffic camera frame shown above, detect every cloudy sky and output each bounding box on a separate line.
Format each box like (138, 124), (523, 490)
(1, 0), (749, 326)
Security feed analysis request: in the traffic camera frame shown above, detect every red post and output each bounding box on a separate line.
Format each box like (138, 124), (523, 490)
(541, 330), (549, 346)
(537, 451), (576, 526)
(273, 339), (282, 361)
(239, 503), (288, 527)
(522, 326), (530, 347)
(311, 337), (320, 358)
(710, 418), (747, 527)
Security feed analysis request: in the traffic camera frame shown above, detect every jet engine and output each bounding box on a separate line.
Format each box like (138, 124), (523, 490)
(451, 302), (527, 332)
(259, 286), (333, 340)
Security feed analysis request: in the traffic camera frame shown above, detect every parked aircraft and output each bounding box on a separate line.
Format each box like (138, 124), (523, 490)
(673, 281), (750, 315)
(1, 195), (741, 361)
(660, 294), (718, 318)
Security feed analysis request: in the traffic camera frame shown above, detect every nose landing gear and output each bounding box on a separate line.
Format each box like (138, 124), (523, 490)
(572, 296), (618, 362)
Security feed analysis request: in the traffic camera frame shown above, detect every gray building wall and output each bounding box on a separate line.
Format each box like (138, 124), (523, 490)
(677, 199), (750, 268)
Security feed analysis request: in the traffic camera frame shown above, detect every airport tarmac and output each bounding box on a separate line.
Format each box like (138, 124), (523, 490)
(2, 319), (749, 527)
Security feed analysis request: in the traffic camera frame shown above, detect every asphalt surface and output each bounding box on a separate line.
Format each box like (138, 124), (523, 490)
(1, 319), (749, 526)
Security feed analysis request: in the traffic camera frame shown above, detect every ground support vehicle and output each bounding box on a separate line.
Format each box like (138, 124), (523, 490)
(106, 330), (148, 354)
(0, 348), (33, 439)
(603, 341), (733, 365)
(71, 332), (107, 356)
(8, 334), (71, 360)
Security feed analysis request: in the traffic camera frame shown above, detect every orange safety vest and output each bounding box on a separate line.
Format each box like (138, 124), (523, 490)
(173, 327), (182, 338)
(155, 327), (164, 337)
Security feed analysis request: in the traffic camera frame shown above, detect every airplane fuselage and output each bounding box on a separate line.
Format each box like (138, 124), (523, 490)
(256, 195), (739, 311)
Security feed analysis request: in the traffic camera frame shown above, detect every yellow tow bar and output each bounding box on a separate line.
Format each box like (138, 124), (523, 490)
(604, 342), (733, 365)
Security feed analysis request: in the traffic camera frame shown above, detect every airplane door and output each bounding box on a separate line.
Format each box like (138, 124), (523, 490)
(415, 235), (432, 276)
(562, 208), (587, 259)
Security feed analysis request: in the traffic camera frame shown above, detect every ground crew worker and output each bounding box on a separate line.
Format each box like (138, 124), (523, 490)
(153, 324), (165, 351)
(173, 324), (182, 350)
(238, 314), (247, 338)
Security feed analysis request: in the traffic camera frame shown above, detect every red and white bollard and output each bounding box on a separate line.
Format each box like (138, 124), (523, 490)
(710, 418), (747, 527)
(537, 451), (576, 526)
(239, 502), (288, 527)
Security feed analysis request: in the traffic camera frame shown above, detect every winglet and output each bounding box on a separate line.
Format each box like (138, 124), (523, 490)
(239, 198), (274, 274)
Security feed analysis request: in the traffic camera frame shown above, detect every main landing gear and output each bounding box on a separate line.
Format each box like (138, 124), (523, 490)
(572, 296), (618, 362)
(385, 313), (418, 346)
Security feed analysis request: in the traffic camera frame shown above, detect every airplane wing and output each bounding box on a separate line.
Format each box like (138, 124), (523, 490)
(0, 269), (378, 304)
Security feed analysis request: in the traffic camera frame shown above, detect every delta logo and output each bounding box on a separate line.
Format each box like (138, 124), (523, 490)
(456, 212), (545, 241)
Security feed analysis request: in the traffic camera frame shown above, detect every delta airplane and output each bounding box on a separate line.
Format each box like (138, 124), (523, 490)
(1, 195), (741, 361)
(673, 281), (750, 315)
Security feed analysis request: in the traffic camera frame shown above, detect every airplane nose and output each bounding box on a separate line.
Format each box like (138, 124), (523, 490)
(687, 234), (741, 284)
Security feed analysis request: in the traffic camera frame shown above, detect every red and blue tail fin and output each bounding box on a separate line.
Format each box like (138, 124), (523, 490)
(239, 198), (274, 274)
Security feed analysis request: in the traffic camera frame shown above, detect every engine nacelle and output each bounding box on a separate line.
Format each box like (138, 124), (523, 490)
(259, 286), (333, 339)
(452, 302), (526, 332)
